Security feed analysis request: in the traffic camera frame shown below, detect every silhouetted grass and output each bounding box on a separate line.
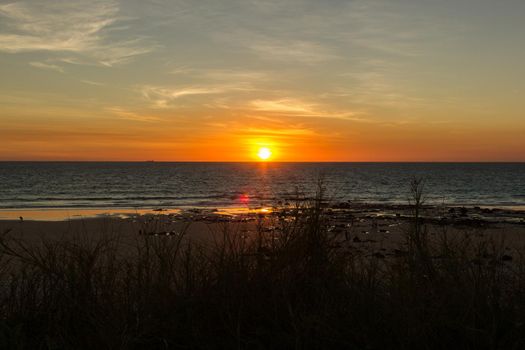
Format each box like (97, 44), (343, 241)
(0, 180), (524, 349)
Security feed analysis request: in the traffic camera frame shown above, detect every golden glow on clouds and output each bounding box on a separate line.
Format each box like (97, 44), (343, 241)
(251, 99), (316, 114)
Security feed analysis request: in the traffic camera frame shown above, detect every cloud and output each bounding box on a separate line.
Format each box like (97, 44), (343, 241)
(201, 117), (318, 140)
(198, 69), (267, 83)
(166, 68), (268, 99)
(139, 83), (258, 109)
(335, 65), (428, 110)
(169, 65), (195, 75)
(336, 1), (460, 59)
(212, 24), (338, 64)
(80, 80), (104, 86)
(106, 107), (162, 123)
(241, 127), (316, 137)
(29, 61), (64, 73)
(140, 85), (226, 108)
(249, 98), (364, 121)
(0, 0), (154, 66)
(247, 39), (337, 63)
(251, 99), (317, 114)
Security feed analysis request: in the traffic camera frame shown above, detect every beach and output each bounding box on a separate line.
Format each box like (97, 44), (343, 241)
(2, 203), (524, 258)
(1, 198), (525, 348)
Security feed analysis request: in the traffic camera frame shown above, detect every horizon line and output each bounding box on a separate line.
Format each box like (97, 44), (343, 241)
(1, 160), (524, 164)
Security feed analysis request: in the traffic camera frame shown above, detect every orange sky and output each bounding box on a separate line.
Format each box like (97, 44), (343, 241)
(2, 112), (523, 161)
(1, 1), (524, 161)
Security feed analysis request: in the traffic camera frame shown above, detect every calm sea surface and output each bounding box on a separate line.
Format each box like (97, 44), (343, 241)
(0, 162), (524, 210)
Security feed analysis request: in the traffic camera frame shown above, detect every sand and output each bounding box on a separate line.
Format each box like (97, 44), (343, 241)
(1, 204), (524, 260)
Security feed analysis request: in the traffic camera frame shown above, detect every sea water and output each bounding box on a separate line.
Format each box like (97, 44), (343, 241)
(0, 162), (524, 210)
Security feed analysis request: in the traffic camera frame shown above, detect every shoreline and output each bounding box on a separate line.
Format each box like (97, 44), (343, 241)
(1, 203), (523, 251)
(0, 202), (523, 268)
(0, 202), (524, 223)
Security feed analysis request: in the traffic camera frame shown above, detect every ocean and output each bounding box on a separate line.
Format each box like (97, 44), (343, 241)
(0, 162), (524, 210)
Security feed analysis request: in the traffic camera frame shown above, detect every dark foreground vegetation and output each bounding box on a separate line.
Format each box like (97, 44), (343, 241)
(1, 180), (525, 349)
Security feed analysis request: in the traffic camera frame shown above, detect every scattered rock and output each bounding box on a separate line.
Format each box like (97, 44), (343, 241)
(139, 230), (180, 236)
(333, 202), (352, 209)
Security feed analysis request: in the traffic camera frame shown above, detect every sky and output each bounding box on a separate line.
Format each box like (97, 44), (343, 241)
(0, 0), (524, 161)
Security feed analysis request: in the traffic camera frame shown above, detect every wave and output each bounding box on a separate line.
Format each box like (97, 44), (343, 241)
(1, 162), (524, 210)
(0, 194), (235, 202)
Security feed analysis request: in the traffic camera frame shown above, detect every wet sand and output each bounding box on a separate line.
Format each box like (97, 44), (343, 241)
(1, 204), (524, 260)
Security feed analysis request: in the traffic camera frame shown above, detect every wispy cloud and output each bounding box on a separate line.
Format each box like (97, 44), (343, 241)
(198, 69), (268, 83)
(249, 98), (364, 122)
(80, 80), (104, 86)
(169, 65), (195, 76)
(106, 107), (162, 123)
(251, 99), (317, 115)
(140, 85), (226, 108)
(241, 127), (316, 137)
(334, 64), (428, 111)
(247, 39), (338, 63)
(0, 0), (154, 66)
(336, 0), (461, 59)
(202, 118), (318, 139)
(139, 83), (258, 109)
(213, 28), (338, 64)
(168, 67), (269, 89)
(29, 61), (64, 73)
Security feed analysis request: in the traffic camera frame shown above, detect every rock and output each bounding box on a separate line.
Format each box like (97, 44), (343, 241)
(333, 202), (352, 209)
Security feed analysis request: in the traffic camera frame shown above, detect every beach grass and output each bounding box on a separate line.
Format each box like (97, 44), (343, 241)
(0, 180), (524, 349)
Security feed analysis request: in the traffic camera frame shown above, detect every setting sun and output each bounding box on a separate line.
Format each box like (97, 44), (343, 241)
(257, 147), (272, 160)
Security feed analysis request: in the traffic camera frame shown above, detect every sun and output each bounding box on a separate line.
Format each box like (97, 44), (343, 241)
(257, 147), (272, 160)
